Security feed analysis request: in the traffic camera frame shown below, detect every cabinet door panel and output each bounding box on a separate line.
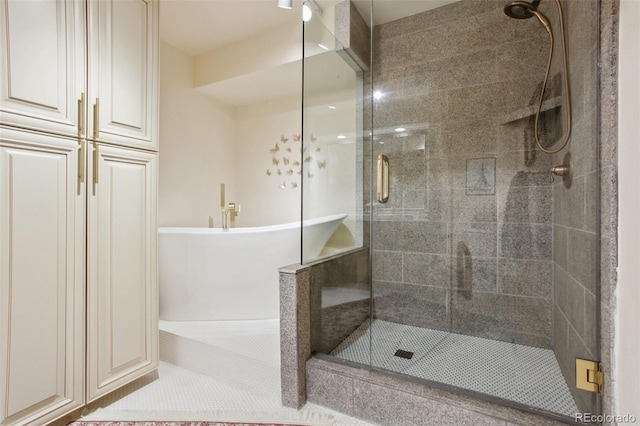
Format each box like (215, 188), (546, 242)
(88, 0), (159, 150)
(87, 144), (157, 402)
(0, 0), (85, 137)
(0, 130), (84, 425)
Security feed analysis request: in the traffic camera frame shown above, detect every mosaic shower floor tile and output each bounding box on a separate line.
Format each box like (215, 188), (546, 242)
(331, 319), (579, 417)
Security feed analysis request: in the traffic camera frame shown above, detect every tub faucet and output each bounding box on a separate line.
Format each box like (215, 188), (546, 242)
(221, 202), (241, 229)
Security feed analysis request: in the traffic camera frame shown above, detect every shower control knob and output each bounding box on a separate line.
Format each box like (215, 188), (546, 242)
(549, 165), (569, 182)
(549, 152), (573, 188)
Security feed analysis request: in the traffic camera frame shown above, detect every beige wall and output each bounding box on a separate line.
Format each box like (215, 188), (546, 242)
(615, 0), (640, 418)
(159, 42), (237, 227)
(160, 10), (361, 230)
(235, 95), (302, 227)
(159, 46), (358, 229)
(303, 86), (359, 237)
(194, 22), (301, 88)
(160, 44), (303, 229)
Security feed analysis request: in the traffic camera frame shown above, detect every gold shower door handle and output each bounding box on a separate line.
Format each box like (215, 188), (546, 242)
(377, 154), (389, 203)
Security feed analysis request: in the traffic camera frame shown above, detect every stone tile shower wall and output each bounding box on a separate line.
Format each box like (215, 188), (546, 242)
(310, 249), (370, 354)
(369, 0), (560, 348)
(550, 0), (599, 413)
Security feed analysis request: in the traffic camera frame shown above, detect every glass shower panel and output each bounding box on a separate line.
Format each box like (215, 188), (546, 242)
(301, 14), (363, 264)
(365, 0), (599, 421)
(302, 9), (371, 364)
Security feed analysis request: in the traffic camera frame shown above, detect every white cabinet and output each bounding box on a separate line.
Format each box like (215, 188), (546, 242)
(87, 0), (159, 150)
(0, 0), (86, 138)
(86, 144), (158, 402)
(0, 0), (159, 150)
(0, 128), (85, 426)
(0, 0), (159, 423)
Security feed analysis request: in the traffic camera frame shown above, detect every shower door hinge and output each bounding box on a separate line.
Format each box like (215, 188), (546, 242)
(576, 358), (604, 394)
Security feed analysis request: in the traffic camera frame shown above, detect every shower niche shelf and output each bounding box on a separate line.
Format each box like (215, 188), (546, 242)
(499, 96), (562, 124)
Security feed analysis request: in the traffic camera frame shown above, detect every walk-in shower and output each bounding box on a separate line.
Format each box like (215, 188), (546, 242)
(303, 0), (600, 422)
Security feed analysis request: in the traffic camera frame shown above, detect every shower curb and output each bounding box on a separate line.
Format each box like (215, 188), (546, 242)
(306, 357), (576, 426)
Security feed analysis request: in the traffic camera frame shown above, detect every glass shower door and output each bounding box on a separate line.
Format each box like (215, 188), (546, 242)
(365, 0), (601, 421)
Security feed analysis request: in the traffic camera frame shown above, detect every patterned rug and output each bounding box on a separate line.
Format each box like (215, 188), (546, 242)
(68, 422), (311, 426)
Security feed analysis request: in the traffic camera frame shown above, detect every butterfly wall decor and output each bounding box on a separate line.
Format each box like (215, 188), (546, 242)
(265, 132), (327, 189)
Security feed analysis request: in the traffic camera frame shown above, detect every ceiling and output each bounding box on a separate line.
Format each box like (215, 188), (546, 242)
(160, 0), (303, 56)
(159, 0), (461, 106)
(350, 0), (460, 26)
(160, 0), (460, 57)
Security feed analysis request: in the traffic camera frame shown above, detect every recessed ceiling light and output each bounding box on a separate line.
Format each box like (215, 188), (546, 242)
(328, 105), (336, 109)
(337, 135), (346, 139)
(318, 43), (330, 51)
(373, 91), (383, 100)
(395, 127), (406, 132)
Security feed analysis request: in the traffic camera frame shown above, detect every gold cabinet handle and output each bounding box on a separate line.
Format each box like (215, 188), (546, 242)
(377, 154), (389, 203)
(77, 93), (86, 189)
(93, 98), (99, 140)
(78, 139), (85, 184)
(92, 142), (99, 195)
(77, 93), (85, 135)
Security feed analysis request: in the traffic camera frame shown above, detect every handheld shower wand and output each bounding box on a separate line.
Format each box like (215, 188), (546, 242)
(503, 0), (571, 154)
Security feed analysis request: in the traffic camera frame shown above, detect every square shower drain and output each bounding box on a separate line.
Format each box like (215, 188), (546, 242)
(394, 349), (414, 359)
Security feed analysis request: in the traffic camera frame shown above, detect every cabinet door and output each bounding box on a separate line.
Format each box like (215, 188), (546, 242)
(0, 128), (85, 425)
(87, 0), (159, 150)
(86, 143), (157, 402)
(0, 0), (86, 138)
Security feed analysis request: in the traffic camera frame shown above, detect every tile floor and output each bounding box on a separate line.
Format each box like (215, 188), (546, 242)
(330, 319), (580, 418)
(76, 318), (579, 425)
(79, 320), (375, 426)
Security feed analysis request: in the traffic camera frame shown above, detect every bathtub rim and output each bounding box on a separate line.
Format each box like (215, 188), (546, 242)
(158, 213), (349, 234)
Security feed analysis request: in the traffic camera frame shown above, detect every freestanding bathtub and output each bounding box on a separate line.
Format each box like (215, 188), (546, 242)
(158, 214), (347, 321)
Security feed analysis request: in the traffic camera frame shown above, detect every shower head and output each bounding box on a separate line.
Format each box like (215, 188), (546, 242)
(504, 1), (537, 19)
(504, 1), (552, 34)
